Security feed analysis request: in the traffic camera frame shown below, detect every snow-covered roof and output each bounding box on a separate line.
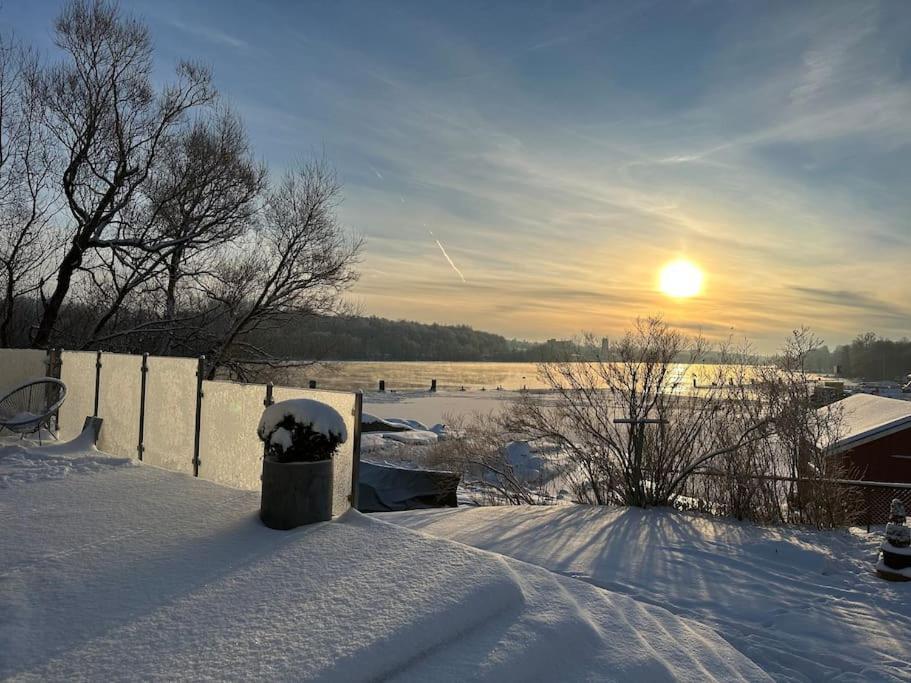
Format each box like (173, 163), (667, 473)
(822, 393), (911, 453)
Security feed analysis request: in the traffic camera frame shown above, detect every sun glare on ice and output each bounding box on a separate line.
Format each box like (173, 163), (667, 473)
(659, 259), (703, 298)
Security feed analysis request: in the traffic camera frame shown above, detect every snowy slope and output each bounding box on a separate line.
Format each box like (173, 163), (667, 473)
(384, 505), (911, 682)
(0, 442), (767, 681)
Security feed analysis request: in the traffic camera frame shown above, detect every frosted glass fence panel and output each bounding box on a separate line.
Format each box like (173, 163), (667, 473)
(198, 381), (265, 490)
(58, 351), (98, 441)
(95, 353), (143, 460)
(272, 386), (359, 516)
(142, 356), (197, 475)
(0, 349), (50, 393)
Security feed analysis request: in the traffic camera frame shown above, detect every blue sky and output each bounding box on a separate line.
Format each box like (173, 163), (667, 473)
(6, 1), (911, 350)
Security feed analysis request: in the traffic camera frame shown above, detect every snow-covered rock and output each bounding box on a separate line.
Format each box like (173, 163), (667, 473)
(380, 430), (439, 446)
(504, 441), (546, 482)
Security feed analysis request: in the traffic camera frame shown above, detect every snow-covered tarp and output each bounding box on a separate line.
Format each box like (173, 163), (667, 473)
(1, 440), (766, 681)
(384, 505), (911, 681)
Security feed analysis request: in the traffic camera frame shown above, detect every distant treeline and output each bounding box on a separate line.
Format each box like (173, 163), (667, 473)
(245, 315), (539, 361)
(245, 315), (739, 364)
(805, 333), (911, 380)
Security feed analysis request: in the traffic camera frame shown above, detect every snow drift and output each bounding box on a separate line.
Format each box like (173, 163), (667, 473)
(1, 440), (766, 681)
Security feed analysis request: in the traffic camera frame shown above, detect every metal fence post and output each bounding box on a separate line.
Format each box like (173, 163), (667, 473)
(93, 350), (103, 417)
(52, 348), (63, 433)
(193, 355), (205, 477)
(137, 353), (149, 461)
(350, 391), (363, 510)
(51, 348), (63, 379)
(865, 488), (872, 533)
(263, 382), (274, 458)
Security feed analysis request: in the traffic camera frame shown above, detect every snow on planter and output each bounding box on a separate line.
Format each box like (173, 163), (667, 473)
(877, 498), (911, 581)
(257, 398), (348, 463)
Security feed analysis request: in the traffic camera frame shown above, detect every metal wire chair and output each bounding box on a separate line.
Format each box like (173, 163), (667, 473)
(0, 377), (67, 443)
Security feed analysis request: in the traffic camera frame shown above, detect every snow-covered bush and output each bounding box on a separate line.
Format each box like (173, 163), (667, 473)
(257, 399), (347, 463)
(890, 499), (906, 524)
(885, 523), (911, 548)
(885, 499), (909, 548)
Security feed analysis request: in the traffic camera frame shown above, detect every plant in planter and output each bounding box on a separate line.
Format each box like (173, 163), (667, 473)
(257, 399), (348, 530)
(876, 498), (911, 581)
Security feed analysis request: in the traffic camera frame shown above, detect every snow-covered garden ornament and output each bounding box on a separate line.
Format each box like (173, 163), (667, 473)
(257, 399), (348, 530)
(876, 498), (911, 582)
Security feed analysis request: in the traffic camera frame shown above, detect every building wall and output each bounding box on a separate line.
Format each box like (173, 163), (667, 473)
(843, 427), (911, 483)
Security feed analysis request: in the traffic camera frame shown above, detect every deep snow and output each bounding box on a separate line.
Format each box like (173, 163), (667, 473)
(1, 439), (766, 681)
(384, 505), (911, 682)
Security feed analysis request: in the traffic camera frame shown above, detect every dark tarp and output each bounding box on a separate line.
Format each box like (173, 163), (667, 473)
(358, 460), (460, 512)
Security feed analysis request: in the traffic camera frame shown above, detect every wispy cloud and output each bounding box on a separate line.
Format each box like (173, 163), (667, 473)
(169, 19), (248, 50)
(429, 230), (466, 283)
(136, 0), (911, 349)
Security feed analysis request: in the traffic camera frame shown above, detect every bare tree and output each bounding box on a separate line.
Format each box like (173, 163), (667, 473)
(201, 158), (362, 378)
(749, 329), (856, 527)
(0, 36), (57, 345)
(503, 318), (762, 507)
(31, 0), (213, 348)
(73, 106), (265, 350)
(151, 108), (265, 354)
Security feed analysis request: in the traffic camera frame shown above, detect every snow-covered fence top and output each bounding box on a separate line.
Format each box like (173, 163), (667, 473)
(53, 350), (361, 515)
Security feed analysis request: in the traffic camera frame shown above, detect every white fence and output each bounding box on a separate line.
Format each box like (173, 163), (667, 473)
(0, 349), (53, 392)
(6, 348), (361, 515)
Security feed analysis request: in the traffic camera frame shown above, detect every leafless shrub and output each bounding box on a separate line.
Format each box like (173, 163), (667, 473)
(503, 318), (762, 507)
(424, 412), (563, 506)
(500, 320), (858, 528)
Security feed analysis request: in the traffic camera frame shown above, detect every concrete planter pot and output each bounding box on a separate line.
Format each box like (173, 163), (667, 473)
(876, 542), (911, 582)
(881, 543), (911, 570)
(260, 457), (333, 530)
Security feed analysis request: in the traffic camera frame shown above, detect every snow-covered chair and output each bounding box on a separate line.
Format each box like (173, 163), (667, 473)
(0, 377), (67, 442)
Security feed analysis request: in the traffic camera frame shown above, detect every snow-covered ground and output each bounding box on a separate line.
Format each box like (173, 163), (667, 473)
(383, 505), (911, 682)
(1, 438), (767, 681)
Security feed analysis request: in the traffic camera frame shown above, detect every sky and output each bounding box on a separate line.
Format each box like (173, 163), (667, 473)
(5, 1), (911, 351)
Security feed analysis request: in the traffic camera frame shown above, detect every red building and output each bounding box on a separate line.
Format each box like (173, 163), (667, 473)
(825, 394), (911, 483)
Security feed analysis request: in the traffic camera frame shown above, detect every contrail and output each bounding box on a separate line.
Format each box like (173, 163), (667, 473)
(428, 229), (466, 283)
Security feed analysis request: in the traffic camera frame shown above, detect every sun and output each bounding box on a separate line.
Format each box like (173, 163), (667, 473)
(658, 259), (703, 298)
